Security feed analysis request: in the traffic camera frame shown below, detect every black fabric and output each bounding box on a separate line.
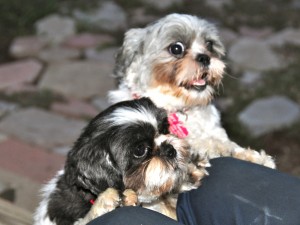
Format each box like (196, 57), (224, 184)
(177, 157), (300, 225)
(88, 157), (300, 225)
(87, 206), (184, 225)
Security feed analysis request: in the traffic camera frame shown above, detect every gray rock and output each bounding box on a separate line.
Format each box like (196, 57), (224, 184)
(142, 0), (183, 9)
(84, 47), (118, 64)
(238, 96), (300, 137)
(35, 14), (76, 44)
(73, 1), (127, 32)
(38, 47), (80, 63)
(240, 71), (263, 86)
(265, 28), (300, 47)
(39, 61), (115, 99)
(0, 108), (86, 149)
(228, 38), (281, 71)
(9, 36), (47, 58)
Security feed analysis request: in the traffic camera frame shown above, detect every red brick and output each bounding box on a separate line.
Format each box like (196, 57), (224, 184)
(0, 138), (65, 183)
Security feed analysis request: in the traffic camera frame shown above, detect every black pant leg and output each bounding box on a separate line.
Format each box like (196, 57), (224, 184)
(177, 157), (300, 225)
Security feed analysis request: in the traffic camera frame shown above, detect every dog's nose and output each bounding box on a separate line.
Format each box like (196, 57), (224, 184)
(161, 144), (177, 159)
(196, 54), (210, 67)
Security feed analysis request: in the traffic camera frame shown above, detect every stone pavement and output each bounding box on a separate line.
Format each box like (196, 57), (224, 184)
(0, 0), (300, 216)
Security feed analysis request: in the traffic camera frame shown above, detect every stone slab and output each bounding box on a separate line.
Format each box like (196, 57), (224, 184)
(73, 1), (127, 31)
(51, 98), (98, 119)
(0, 59), (43, 90)
(39, 61), (115, 99)
(35, 14), (76, 44)
(37, 47), (80, 62)
(0, 138), (65, 184)
(64, 33), (115, 49)
(0, 107), (86, 149)
(84, 47), (118, 64)
(142, 0), (183, 9)
(265, 28), (300, 46)
(9, 36), (47, 58)
(238, 95), (300, 137)
(228, 38), (281, 71)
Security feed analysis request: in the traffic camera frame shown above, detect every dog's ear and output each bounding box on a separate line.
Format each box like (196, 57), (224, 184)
(138, 97), (169, 134)
(114, 28), (146, 83)
(66, 135), (123, 195)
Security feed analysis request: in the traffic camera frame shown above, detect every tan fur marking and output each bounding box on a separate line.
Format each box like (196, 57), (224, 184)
(122, 189), (138, 206)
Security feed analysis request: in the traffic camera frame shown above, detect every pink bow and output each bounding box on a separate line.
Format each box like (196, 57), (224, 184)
(168, 113), (188, 138)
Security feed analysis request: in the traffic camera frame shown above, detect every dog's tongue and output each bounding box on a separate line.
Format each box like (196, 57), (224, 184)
(191, 78), (206, 86)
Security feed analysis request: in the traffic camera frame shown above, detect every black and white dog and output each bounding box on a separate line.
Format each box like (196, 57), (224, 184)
(34, 98), (200, 225)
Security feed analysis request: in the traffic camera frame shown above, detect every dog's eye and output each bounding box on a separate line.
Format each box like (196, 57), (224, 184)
(169, 42), (185, 57)
(134, 144), (150, 159)
(206, 40), (214, 52)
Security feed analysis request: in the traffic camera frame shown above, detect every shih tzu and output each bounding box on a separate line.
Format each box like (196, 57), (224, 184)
(34, 98), (201, 225)
(109, 13), (275, 173)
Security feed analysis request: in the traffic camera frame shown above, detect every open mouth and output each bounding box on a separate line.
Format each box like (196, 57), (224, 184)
(180, 73), (208, 92)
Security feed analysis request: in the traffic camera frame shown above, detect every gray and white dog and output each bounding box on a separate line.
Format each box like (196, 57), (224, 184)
(109, 13), (275, 173)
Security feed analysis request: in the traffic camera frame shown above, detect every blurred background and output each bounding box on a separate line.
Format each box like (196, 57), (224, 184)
(0, 0), (299, 223)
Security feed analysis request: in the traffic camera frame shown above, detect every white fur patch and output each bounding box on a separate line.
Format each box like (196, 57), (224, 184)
(105, 106), (158, 128)
(33, 170), (64, 225)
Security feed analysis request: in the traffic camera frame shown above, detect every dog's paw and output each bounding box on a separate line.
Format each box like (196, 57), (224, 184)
(74, 188), (121, 225)
(233, 148), (276, 169)
(90, 188), (121, 217)
(257, 150), (276, 169)
(122, 189), (138, 206)
(190, 163), (208, 181)
(179, 163), (207, 192)
(197, 158), (211, 168)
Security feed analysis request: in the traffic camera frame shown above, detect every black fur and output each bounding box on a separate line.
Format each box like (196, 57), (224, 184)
(47, 98), (169, 225)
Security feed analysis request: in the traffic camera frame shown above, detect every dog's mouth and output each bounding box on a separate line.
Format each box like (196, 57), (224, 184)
(179, 73), (208, 92)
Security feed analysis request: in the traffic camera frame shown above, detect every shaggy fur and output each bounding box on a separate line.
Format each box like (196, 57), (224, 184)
(34, 98), (200, 225)
(109, 14), (275, 174)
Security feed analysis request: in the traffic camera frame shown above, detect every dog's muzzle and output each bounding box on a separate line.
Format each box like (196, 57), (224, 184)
(156, 142), (177, 159)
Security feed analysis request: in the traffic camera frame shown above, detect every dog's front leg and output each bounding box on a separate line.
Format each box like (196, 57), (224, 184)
(75, 188), (121, 225)
(232, 147), (276, 169)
